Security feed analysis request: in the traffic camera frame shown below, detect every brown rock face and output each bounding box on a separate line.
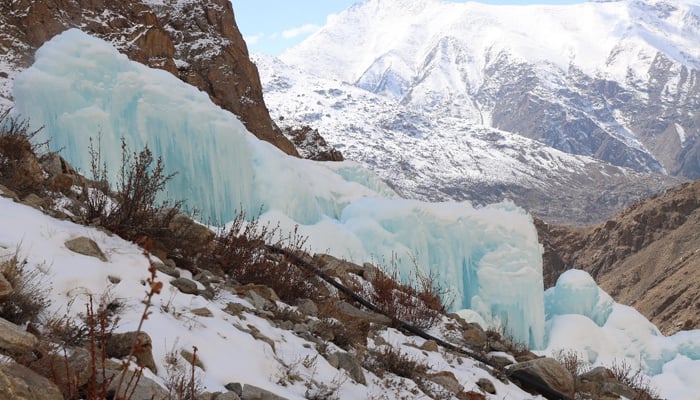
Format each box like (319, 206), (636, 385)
(0, 0), (298, 156)
(538, 179), (700, 334)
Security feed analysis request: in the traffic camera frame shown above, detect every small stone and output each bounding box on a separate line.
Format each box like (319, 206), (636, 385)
(107, 275), (121, 284)
(222, 302), (247, 317)
(171, 277), (199, 295)
(191, 307), (213, 317)
(65, 237), (107, 262)
(421, 339), (439, 352)
(476, 378), (496, 394)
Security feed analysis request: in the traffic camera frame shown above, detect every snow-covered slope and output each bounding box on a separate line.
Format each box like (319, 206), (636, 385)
(2, 185), (699, 399)
(255, 53), (685, 225)
(258, 0), (700, 224)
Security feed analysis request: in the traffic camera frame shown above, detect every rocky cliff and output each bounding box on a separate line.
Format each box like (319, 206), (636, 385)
(538, 179), (700, 334)
(0, 0), (298, 156)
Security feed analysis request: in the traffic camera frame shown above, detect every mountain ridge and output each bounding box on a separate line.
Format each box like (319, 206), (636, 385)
(279, 0), (700, 177)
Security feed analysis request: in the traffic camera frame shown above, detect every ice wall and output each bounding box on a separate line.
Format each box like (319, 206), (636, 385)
(12, 29), (546, 348)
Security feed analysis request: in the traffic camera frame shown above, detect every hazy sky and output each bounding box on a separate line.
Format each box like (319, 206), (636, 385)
(233, 0), (586, 56)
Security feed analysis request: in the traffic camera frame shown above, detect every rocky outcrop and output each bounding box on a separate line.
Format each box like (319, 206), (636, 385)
(538, 179), (700, 333)
(282, 126), (343, 161)
(0, 0), (298, 156)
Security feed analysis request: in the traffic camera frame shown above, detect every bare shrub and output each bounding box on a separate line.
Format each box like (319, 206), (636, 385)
(363, 346), (430, 380)
(553, 349), (589, 377)
(209, 209), (321, 303)
(609, 359), (660, 400)
(361, 259), (449, 330)
(163, 344), (203, 400)
(100, 138), (182, 241)
(315, 302), (370, 350)
(0, 252), (50, 325)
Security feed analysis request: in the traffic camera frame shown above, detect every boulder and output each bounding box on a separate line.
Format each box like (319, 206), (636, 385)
(0, 183), (19, 201)
(476, 378), (496, 394)
(21, 193), (48, 210)
(294, 298), (318, 317)
(0, 363), (62, 400)
(105, 331), (157, 373)
(0, 316), (38, 352)
(241, 384), (288, 400)
(461, 322), (487, 347)
(456, 392), (486, 400)
(421, 339), (439, 352)
(171, 277), (200, 295)
(425, 371), (463, 394)
(104, 368), (169, 400)
(507, 357), (574, 400)
(64, 237), (107, 262)
(225, 382), (243, 396)
(155, 261), (180, 278)
(329, 351), (366, 385)
(576, 366), (638, 399)
(198, 392), (241, 400)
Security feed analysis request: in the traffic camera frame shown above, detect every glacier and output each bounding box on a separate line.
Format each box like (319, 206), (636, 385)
(12, 29), (545, 348)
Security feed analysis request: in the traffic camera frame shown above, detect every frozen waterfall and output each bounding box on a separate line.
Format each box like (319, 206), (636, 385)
(13, 29), (547, 347)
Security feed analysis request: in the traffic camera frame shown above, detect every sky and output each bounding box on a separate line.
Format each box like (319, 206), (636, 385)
(233, 0), (586, 56)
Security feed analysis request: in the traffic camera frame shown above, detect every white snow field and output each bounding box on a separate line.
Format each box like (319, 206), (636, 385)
(6, 28), (700, 398)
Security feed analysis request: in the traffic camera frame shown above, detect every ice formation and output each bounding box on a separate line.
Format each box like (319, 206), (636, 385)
(12, 29), (545, 348)
(544, 269), (614, 326)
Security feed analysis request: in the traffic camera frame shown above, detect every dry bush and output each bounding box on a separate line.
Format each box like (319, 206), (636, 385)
(553, 349), (589, 377)
(209, 210), (322, 304)
(0, 252), (50, 325)
(363, 346), (430, 380)
(363, 262), (449, 330)
(0, 108), (47, 196)
(609, 359), (660, 400)
(83, 138), (184, 244)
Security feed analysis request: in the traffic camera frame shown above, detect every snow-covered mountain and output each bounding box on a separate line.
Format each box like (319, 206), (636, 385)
(257, 0), (700, 224)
